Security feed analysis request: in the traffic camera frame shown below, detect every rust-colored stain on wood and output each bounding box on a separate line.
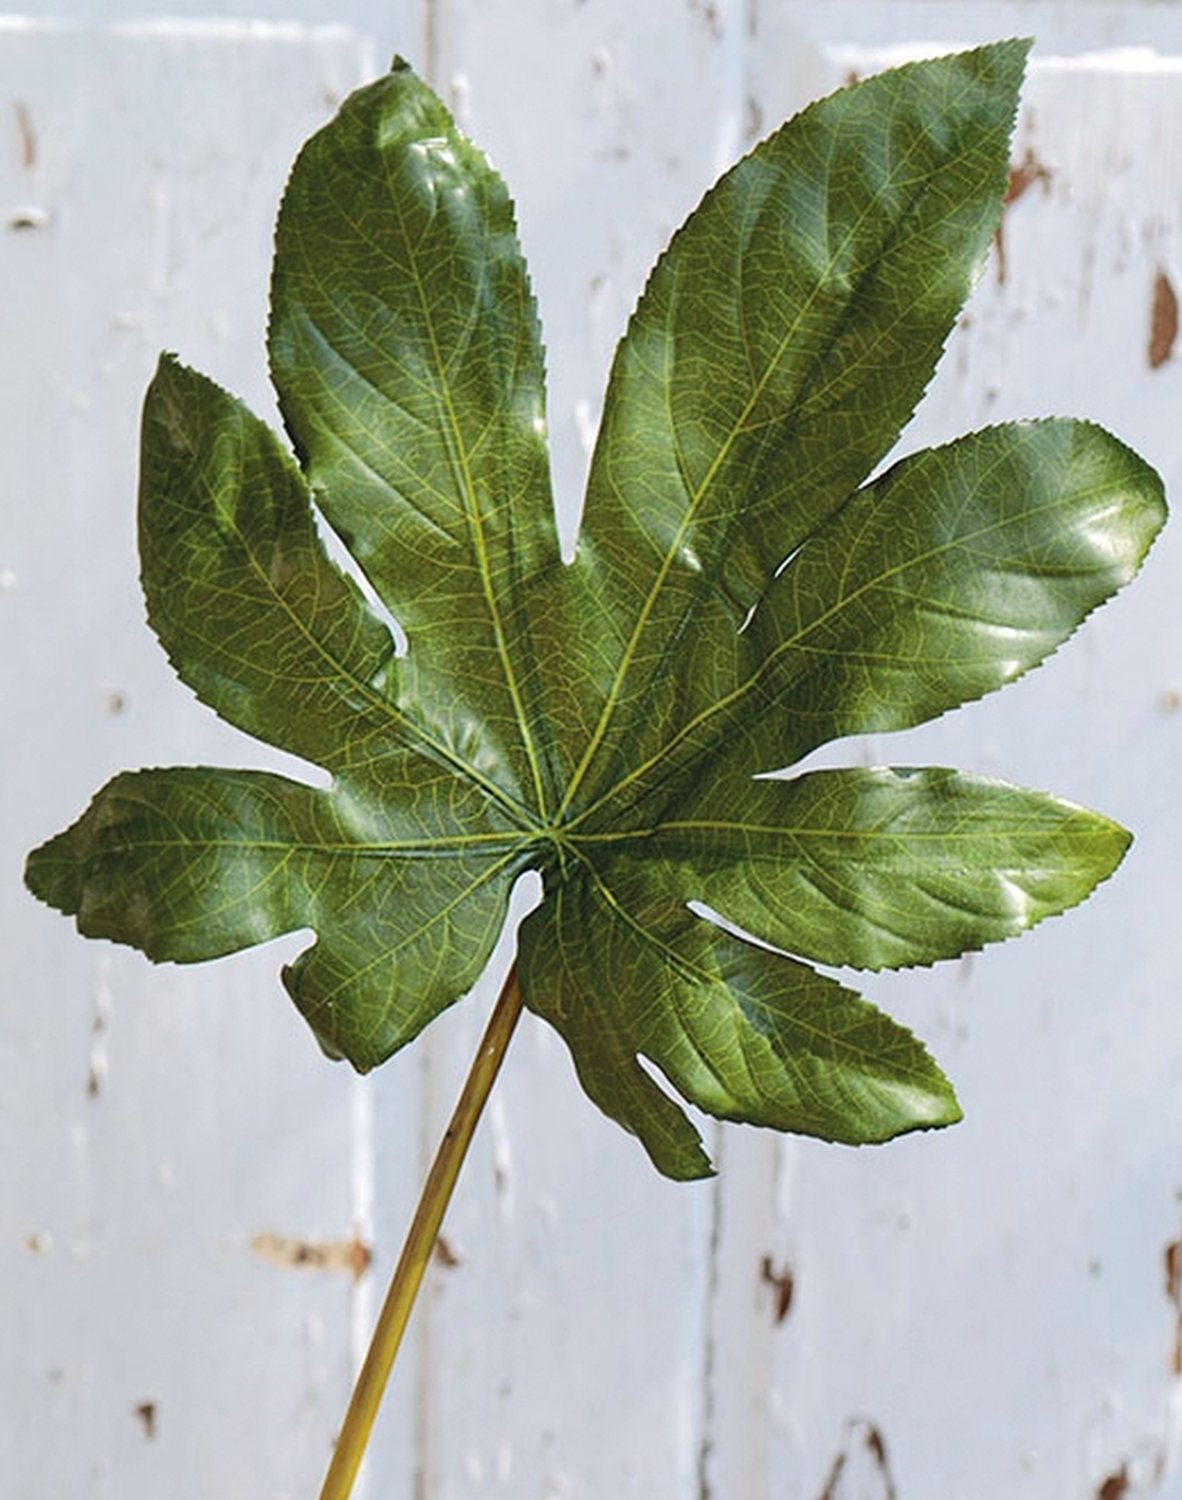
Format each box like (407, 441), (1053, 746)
(759, 1253), (795, 1325)
(862, 1423), (896, 1500)
(133, 1400), (158, 1441)
(12, 101), (36, 169)
(817, 1448), (847, 1500)
(433, 1234), (461, 1269)
(1166, 1240), (1181, 1302)
(1148, 270), (1178, 369)
(250, 1231), (372, 1281)
(817, 1418), (897, 1500)
(995, 147), (1053, 283)
(1096, 1464), (1130, 1500)
(1166, 1238), (1182, 1375)
(1004, 147), (1053, 208)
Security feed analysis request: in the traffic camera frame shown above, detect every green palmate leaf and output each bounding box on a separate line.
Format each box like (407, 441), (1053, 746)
(27, 45), (1167, 1180)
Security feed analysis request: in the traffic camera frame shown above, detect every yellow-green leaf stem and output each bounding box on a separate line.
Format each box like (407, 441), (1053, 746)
(317, 964), (524, 1500)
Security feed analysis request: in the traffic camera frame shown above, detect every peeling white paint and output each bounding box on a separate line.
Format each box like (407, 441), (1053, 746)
(8, 204), (48, 229)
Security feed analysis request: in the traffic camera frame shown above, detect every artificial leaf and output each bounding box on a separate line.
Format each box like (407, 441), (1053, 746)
(27, 46), (1167, 1180)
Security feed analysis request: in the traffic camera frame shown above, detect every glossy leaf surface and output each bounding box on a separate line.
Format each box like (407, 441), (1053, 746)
(27, 47), (1167, 1178)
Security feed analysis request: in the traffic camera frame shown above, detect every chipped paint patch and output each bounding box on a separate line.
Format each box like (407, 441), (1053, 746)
(1149, 270), (1178, 369)
(434, 1235), (461, 1269)
(1166, 1238), (1182, 1376)
(1096, 1464), (1130, 1500)
(818, 1418), (898, 1500)
(7, 206), (48, 231)
(995, 146), (1053, 283)
(1006, 146), (1054, 207)
(133, 1400), (158, 1440)
(759, 1254), (795, 1325)
(12, 100), (35, 168)
(250, 1231), (372, 1280)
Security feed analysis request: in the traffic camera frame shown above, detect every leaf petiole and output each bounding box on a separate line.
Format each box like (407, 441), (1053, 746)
(317, 963), (524, 1500)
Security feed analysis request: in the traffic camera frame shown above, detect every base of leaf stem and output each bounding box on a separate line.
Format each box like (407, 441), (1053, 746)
(316, 962), (524, 1500)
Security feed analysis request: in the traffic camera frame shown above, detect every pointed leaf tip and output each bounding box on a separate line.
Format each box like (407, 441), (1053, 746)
(25, 827), (82, 919)
(646, 769), (1139, 975)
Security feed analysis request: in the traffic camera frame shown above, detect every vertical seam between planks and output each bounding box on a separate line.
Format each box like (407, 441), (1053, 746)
(696, 1130), (725, 1500)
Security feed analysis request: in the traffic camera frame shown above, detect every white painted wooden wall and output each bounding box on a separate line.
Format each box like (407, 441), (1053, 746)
(4, 5), (1182, 1497)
